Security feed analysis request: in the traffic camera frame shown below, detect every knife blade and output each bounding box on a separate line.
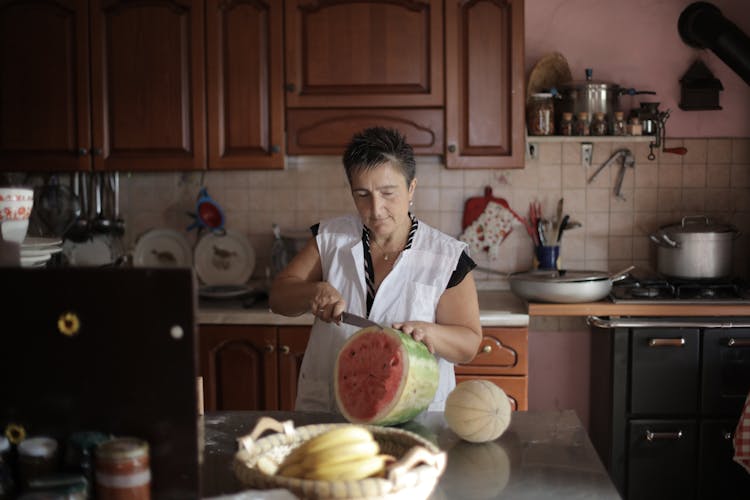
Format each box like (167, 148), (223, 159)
(340, 311), (383, 330)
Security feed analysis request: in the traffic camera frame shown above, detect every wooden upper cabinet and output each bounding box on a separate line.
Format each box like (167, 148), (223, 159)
(445, 0), (525, 168)
(206, 0), (284, 169)
(0, 0), (91, 171)
(89, 0), (206, 171)
(284, 0), (444, 108)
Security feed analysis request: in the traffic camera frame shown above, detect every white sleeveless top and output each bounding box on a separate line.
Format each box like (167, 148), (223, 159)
(294, 214), (468, 414)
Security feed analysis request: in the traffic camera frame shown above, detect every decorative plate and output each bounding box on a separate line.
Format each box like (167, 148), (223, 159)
(20, 253), (52, 268)
(198, 284), (254, 299)
(194, 230), (255, 286)
(62, 235), (114, 267)
(133, 229), (193, 268)
(22, 237), (63, 249)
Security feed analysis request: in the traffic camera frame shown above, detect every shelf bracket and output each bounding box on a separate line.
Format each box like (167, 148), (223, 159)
(581, 142), (593, 168)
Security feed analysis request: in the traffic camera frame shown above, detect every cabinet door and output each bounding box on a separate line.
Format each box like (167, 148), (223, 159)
(444, 0), (525, 168)
(199, 325), (278, 411)
(701, 329), (750, 416)
(627, 419), (697, 500)
(285, 0), (443, 108)
(0, 0), (91, 171)
(699, 419), (750, 499)
(90, 0), (206, 171)
(455, 327), (528, 376)
(455, 375), (527, 411)
(206, 0), (284, 169)
(277, 326), (311, 411)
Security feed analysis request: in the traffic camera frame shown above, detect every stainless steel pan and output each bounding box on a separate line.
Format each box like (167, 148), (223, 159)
(509, 266), (633, 303)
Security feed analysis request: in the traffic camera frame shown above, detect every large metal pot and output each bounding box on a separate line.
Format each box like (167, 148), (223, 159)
(650, 216), (740, 279)
(555, 68), (655, 129)
(509, 267), (632, 303)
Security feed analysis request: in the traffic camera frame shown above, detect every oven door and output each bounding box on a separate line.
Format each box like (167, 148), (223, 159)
(702, 328), (750, 416)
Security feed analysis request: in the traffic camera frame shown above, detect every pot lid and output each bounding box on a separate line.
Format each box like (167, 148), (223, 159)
(660, 216), (737, 234)
(557, 68), (619, 90)
(510, 269), (611, 283)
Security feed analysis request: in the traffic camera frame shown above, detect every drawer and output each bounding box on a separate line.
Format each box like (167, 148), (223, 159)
(455, 375), (527, 411)
(455, 327), (528, 376)
(627, 419), (697, 500)
(630, 328), (700, 415)
(699, 419), (750, 499)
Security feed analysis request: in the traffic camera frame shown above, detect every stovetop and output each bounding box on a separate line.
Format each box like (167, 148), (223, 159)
(610, 269), (750, 304)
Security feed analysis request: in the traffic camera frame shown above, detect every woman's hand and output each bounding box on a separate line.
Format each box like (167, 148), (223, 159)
(392, 321), (436, 354)
(310, 282), (347, 323)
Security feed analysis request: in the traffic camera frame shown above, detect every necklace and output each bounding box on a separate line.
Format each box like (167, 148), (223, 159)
(370, 238), (402, 261)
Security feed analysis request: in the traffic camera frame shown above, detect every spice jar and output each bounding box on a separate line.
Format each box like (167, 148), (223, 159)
(559, 112), (573, 136)
(18, 437), (59, 487)
(95, 438), (150, 500)
(590, 112), (608, 136)
(628, 116), (643, 136)
(574, 112), (590, 136)
(612, 111), (626, 136)
(526, 93), (555, 136)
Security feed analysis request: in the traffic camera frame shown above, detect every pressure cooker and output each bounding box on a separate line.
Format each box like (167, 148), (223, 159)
(649, 215), (740, 279)
(555, 68), (655, 129)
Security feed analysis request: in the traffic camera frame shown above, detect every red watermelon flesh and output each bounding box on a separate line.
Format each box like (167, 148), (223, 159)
(334, 327), (439, 426)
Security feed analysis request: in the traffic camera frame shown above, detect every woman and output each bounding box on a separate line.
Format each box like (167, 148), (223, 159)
(269, 126), (482, 413)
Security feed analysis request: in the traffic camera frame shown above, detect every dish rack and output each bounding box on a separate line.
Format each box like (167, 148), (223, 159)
(233, 417), (446, 499)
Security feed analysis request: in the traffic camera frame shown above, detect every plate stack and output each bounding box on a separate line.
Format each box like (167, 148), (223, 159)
(21, 237), (63, 268)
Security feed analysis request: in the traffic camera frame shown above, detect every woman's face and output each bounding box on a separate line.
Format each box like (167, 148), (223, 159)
(349, 162), (416, 237)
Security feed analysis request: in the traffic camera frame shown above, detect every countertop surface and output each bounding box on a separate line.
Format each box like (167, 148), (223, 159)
(198, 288), (530, 327)
(201, 409), (621, 499)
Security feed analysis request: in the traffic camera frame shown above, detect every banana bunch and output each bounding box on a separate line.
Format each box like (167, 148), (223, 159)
(275, 426), (392, 481)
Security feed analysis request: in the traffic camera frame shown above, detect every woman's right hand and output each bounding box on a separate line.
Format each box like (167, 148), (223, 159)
(310, 281), (347, 323)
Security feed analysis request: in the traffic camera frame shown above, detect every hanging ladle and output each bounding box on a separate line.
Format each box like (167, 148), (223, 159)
(93, 172), (112, 233)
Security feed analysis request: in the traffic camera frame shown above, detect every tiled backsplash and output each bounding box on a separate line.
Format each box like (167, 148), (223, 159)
(121, 137), (750, 281)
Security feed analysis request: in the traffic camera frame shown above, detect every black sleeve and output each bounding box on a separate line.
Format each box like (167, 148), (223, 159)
(310, 223), (320, 236)
(447, 250), (476, 288)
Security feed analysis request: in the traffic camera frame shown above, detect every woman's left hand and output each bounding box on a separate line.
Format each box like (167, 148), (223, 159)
(392, 321), (435, 354)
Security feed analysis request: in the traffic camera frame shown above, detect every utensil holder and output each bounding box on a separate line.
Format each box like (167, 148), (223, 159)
(535, 245), (560, 270)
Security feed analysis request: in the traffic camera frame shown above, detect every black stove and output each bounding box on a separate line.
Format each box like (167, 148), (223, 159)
(610, 269), (750, 304)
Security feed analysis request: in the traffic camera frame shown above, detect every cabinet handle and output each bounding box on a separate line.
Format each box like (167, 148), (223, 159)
(648, 337), (685, 347)
(280, 345), (290, 355)
(645, 429), (683, 441)
(285, 83), (296, 93)
(271, 144), (280, 153)
(77, 148), (89, 157)
(728, 338), (750, 347)
(723, 431), (733, 440)
(447, 144), (457, 153)
(481, 345), (492, 354)
(264, 344), (274, 353)
(92, 148), (103, 156)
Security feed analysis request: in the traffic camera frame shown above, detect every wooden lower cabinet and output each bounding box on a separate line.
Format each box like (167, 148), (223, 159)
(455, 327), (529, 410)
(199, 325), (310, 411)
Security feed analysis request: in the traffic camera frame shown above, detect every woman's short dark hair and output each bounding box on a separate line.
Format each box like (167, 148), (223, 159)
(342, 127), (416, 186)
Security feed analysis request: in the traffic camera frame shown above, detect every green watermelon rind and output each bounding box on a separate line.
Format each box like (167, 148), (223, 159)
(335, 327), (439, 426)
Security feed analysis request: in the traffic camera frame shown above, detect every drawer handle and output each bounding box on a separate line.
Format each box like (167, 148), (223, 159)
(280, 345), (290, 355)
(264, 344), (274, 353)
(723, 431), (733, 440)
(645, 430), (683, 441)
(648, 337), (685, 347)
(728, 338), (750, 347)
(481, 345), (492, 354)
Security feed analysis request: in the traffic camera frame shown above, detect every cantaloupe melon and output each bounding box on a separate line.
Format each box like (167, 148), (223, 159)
(444, 380), (512, 443)
(334, 326), (439, 426)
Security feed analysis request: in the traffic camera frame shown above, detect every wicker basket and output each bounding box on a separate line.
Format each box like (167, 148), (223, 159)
(233, 417), (446, 499)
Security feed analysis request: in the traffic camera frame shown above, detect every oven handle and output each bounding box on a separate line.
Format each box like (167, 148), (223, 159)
(586, 316), (750, 329)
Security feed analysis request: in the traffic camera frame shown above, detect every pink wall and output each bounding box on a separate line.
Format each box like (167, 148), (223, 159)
(525, 0), (750, 137)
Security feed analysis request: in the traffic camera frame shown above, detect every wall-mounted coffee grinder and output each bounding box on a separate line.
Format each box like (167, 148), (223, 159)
(634, 102), (688, 160)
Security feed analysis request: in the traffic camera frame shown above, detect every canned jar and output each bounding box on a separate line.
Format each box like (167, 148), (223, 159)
(574, 112), (590, 136)
(526, 93), (555, 136)
(95, 438), (150, 500)
(590, 112), (608, 136)
(559, 112), (573, 136)
(612, 111), (626, 136)
(18, 437), (59, 486)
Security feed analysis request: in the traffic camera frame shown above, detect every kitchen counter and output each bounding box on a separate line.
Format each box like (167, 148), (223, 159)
(198, 289), (529, 327)
(201, 409), (620, 499)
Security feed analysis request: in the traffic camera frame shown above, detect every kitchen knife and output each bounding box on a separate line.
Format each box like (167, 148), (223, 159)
(340, 311), (384, 330)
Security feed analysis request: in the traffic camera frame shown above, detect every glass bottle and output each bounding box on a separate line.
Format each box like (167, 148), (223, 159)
(559, 112), (573, 136)
(590, 112), (608, 136)
(526, 93), (555, 136)
(574, 111), (589, 136)
(612, 111), (626, 136)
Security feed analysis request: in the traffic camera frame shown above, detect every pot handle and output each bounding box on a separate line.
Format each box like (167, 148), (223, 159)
(649, 233), (680, 248)
(619, 88), (657, 96)
(609, 265), (635, 282)
(681, 215), (710, 227)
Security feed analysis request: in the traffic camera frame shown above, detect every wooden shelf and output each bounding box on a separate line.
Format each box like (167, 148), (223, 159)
(526, 135), (653, 143)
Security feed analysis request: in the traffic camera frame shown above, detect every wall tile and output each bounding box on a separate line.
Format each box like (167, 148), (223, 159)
(657, 188), (681, 210)
(658, 163), (682, 187)
(733, 138), (750, 163)
(538, 141), (562, 164)
(680, 188), (706, 212)
(706, 164), (731, 187)
(609, 212), (634, 236)
(683, 139), (708, 163)
(682, 164), (706, 187)
(730, 164), (750, 188)
(633, 188), (658, 212)
(707, 138), (733, 163)
(562, 164), (587, 188)
(608, 236), (633, 260)
(634, 162), (658, 187)
(704, 188), (732, 212)
(586, 188), (610, 212)
(538, 165), (562, 189)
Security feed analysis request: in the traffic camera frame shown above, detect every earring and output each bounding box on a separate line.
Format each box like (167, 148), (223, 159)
(409, 200), (414, 206)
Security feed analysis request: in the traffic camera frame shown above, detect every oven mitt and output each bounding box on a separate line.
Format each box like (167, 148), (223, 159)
(734, 391), (750, 474)
(459, 200), (515, 258)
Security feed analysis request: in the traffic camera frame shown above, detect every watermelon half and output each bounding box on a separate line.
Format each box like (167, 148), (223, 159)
(334, 326), (439, 426)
